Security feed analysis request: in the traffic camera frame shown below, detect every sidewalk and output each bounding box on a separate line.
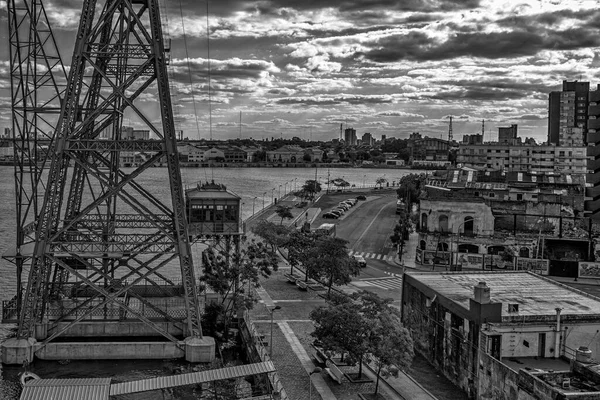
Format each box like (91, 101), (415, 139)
(245, 191), (439, 400)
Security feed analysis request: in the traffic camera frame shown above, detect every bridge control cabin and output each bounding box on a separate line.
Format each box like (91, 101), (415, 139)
(185, 181), (242, 237)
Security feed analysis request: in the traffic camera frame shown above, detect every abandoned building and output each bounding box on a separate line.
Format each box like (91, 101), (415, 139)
(401, 271), (600, 399)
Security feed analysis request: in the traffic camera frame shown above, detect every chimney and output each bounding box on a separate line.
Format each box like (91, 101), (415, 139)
(474, 282), (490, 304)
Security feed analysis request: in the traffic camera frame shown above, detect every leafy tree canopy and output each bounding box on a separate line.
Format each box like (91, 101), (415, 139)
(310, 290), (414, 383)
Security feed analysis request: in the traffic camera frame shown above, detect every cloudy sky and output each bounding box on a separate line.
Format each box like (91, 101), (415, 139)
(1, 0), (599, 142)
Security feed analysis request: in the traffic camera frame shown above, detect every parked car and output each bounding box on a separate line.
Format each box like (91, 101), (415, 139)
(356, 195), (367, 200)
(354, 255), (367, 268)
(345, 199), (357, 205)
(339, 201), (353, 208)
(323, 212), (340, 219)
(337, 203), (351, 210)
(331, 209), (344, 216)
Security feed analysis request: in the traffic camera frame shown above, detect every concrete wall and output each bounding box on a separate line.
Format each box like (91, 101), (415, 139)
(419, 199), (495, 236)
(36, 341), (185, 360)
(45, 321), (187, 339)
(478, 352), (526, 400)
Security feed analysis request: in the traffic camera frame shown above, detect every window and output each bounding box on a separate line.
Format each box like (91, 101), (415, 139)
(438, 215), (449, 232)
(508, 304), (519, 313)
(517, 193), (523, 201)
(421, 213), (428, 231)
(463, 216), (474, 236)
(437, 242), (449, 251)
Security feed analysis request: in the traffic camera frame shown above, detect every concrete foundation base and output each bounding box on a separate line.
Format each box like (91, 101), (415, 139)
(184, 336), (216, 363)
(0, 338), (38, 365)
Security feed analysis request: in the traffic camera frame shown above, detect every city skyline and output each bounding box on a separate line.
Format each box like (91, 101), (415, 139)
(0, 0), (599, 142)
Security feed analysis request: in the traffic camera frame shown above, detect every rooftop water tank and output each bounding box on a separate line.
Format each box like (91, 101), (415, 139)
(576, 346), (593, 363)
(474, 282), (490, 304)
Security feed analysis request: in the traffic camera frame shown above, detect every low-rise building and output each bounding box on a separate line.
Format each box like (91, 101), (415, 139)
(266, 145), (305, 163)
(402, 271), (600, 399)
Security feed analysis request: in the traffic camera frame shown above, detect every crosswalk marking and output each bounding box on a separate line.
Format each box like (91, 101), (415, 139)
(348, 250), (395, 262)
(352, 277), (403, 291)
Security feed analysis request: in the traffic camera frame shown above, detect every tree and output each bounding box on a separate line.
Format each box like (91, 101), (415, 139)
(200, 237), (279, 338)
(396, 173), (426, 209)
(283, 229), (319, 278)
(251, 220), (291, 251)
(376, 177), (387, 189)
(304, 236), (360, 298)
(371, 312), (414, 395)
(295, 179), (322, 201)
(310, 291), (414, 382)
(275, 205), (293, 225)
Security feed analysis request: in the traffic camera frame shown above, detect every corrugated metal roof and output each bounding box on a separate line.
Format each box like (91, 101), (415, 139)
(20, 378), (111, 400)
(110, 361), (276, 395)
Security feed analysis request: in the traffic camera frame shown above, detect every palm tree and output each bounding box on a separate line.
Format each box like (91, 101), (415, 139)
(376, 177), (387, 189)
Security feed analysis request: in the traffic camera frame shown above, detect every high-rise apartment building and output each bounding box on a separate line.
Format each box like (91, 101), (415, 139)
(361, 132), (373, 146)
(344, 128), (357, 145)
(498, 124), (518, 144)
(585, 85), (600, 218)
(548, 80), (590, 146)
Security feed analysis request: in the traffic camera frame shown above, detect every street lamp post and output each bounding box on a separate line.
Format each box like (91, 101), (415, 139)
(269, 306), (282, 358)
(294, 177), (298, 192)
(363, 174), (366, 188)
(262, 192), (266, 210)
(278, 184), (282, 200)
(284, 181), (288, 196)
(271, 188), (275, 204)
(252, 196), (257, 216)
(309, 367), (322, 400)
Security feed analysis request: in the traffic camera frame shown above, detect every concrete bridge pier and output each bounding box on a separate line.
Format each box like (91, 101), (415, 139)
(0, 337), (38, 365)
(184, 336), (216, 363)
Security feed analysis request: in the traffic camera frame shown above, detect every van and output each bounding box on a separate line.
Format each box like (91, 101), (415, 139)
(316, 223), (336, 237)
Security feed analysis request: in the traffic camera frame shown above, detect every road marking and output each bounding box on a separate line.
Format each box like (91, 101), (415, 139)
(352, 277), (403, 290)
(348, 250), (395, 262)
(354, 202), (391, 247)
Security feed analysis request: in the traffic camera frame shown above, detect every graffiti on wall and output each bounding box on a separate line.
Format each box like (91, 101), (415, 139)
(578, 262), (600, 278)
(416, 249), (451, 266)
(515, 257), (549, 275)
(455, 253), (513, 270)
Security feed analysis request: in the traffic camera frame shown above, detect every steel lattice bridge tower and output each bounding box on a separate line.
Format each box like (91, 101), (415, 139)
(1, 0), (216, 364)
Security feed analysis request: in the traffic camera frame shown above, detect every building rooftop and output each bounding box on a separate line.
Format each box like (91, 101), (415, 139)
(406, 271), (600, 320)
(185, 181), (240, 200)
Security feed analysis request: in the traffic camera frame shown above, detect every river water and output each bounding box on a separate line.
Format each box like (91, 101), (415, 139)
(0, 165), (416, 399)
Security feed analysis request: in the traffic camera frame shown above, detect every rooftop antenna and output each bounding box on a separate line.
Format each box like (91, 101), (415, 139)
(340, 123), (343, 140)
(206, 0), (213, 140)
(447, 115), (453, 142)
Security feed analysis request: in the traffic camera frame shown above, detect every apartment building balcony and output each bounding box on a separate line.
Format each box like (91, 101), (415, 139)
(587, 132), (600, 145)
(587, 145), (600, 158)
(590, 91), (600, 103)
(588, 119), (600, 130)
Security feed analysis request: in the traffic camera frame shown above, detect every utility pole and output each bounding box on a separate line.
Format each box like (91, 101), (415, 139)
(447, 115), (453, 142)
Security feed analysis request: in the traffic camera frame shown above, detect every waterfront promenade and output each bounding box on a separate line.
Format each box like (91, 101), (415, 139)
(245, 190), (442, 400)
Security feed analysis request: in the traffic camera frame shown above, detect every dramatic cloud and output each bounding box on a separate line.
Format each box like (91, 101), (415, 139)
(0, 0), (598, 141)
